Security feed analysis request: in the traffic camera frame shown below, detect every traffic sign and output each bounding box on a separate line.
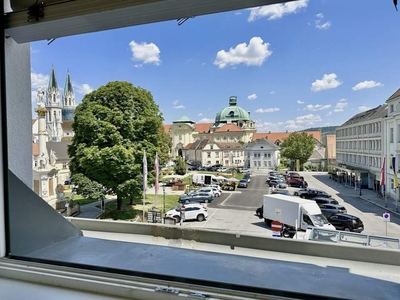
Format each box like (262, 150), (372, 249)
(271, 220), (282, 237)
(383, 212), (390, 222)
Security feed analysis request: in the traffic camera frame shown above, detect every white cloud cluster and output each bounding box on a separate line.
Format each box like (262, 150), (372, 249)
(352, 80), (383, 91)
(248, 0), (308, 21)
(248, 93), (258, 100)
(213, 37), (272, 69)
(311, 73), (342, 92)
(297, 100), (304, 104)
(304, 104), (331, 111)
(197, 118), (214, 123)
(255, 120), (284, 132)
(31, 72), (49, 89)
(334, 99), (348, 112)
(129, 40), (161, 66)
(315, 13), (331, 30)
(173, 100), (185, 109)
(285, 114), (322, 129)
(255, 107), (280, 113)
(73, 83), (93, 96)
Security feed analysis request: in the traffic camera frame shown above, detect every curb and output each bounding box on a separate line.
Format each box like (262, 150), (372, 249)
(359, 196), (400, 217)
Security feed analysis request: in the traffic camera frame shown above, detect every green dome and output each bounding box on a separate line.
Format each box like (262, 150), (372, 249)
(215, 96), (250, 123)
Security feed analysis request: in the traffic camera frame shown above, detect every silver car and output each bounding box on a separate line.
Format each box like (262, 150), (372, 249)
(319, 204), (347, 217)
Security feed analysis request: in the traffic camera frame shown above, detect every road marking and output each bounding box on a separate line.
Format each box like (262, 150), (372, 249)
(202, 208), (219, 227)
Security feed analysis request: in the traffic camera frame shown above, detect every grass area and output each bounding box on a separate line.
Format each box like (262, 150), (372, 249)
(99, 194), (181, 221)
(64, 192), (99, 206)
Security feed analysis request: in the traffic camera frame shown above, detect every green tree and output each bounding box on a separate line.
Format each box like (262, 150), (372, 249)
(68, 81), (169, 210)
(280, 132), (315, 168)
(174, 157), (186, 175)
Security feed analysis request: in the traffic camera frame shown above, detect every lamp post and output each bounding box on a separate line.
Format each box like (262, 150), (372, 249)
(162, 184), (166, 217)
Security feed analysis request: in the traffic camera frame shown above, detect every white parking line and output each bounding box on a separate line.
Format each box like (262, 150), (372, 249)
(202, 208), (219, 228)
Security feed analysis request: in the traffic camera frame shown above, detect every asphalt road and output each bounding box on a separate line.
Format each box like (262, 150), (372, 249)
(182, 170), (400, 240)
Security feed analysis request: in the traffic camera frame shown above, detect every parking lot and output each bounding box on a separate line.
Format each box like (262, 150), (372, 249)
(180, 170), (400, 239)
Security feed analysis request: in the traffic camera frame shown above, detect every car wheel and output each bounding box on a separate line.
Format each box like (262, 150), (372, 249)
(294, 192), (298, 196)
(300, 195), (305, 198)
(197, 214), (205, 222)
(344, 227), (351, 232)
(174, 216), (180, 223)
(205, 199), (209, 203)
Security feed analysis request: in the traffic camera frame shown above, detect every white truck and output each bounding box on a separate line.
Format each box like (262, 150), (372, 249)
(262, 194), (336, 237)
(192, 173), (218, 186)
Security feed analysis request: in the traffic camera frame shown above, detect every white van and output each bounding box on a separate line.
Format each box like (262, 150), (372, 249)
(192, 173), (217, 185)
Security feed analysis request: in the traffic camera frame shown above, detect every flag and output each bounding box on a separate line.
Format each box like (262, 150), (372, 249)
(143, 151), (148, 191)
(154, 152), (159, 194)
(380, 156), (385, 186)
(391, 156), (399, 188)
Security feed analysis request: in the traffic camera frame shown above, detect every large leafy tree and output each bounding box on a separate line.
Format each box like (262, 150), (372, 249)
(280, 132), (315, 167)
(174, 156), (186, 175)
(68, 81), (170, 210)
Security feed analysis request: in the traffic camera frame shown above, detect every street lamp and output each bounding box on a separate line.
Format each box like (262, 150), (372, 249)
(162, 184), (166, 217)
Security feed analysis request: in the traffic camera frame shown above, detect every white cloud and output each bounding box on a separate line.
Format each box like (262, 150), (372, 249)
(213, 37), (272, 69)
(358, 106), (372, 112)
(255, 120), (284, 132)
(197, 118), (214, 123)
(31, 72), (49, 89)
(234, 11), (242, 15)
(285, 114), (322, 129)
(73, 83), (93, 96)
(297, 100), (304, 104)
(173, 100), (185, 109)
(352, 80), (383, 91)
(248, 93), (258, 100)
(270, 91), (275, 94)
(304, 104), (331, 111)
(311, 73), (342, 92)
(255, 107), (280, 113)
(334, 99), (348, 112)
(129, 40), (161, 66)
(198, 113), (203, 116)
(248, 0), (308, 22)
(326, 112), (332, 116)
(315, 13), (331, 30)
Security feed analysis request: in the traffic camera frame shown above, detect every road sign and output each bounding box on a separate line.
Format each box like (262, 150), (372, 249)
(383, 212), (390, 222)
(271, 220), (282, 237)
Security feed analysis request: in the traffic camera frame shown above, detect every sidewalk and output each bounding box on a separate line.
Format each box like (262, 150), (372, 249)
(317, 174), (400, 217)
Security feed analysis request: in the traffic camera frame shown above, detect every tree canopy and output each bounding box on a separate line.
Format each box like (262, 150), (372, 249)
(68, 81), (170, 210)
(280, 132), (316, 167)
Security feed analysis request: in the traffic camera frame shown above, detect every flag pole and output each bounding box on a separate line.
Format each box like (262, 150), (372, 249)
(154, 152), (159, 209)
(143, 150), (148, 222)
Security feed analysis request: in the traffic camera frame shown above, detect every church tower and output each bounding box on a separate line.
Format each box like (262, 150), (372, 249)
(62, 70), (75, 121)
(45, 66), (63, 142)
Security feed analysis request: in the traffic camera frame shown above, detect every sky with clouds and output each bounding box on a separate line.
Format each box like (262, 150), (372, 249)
(30, 0), (400, 132)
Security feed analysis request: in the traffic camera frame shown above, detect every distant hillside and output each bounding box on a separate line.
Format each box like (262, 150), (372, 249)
(303, 126), (339, 145)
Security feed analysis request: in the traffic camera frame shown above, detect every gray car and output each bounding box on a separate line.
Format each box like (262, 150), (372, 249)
(319, 204), (347, 217)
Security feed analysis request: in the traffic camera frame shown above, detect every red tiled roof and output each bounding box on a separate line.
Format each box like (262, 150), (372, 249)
(163, 124), (171, 133)
(214, 123), (242, 132)
(253, 130), (322, 143)
(183, 143), (193, 150)
(194, 123), (213, 133)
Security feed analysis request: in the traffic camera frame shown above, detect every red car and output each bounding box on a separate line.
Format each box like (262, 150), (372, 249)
(286, 178), (307, 188)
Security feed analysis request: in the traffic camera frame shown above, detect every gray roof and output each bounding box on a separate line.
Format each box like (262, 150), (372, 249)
(188, 138), (210, 150)
(387, 88), (400, 102)
(245, 137), (280, 150)
(340, 104), (387, 127)
(46, 141), (71, 160)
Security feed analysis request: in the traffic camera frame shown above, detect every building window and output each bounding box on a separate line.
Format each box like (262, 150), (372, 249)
(390, 128), (394, 143)
(207, 152), (211, 158)
(390, 104), (394, 113)
(62, 162), (68, 169)
(179, 134), (182, 141)
(210, 145), (213, 150)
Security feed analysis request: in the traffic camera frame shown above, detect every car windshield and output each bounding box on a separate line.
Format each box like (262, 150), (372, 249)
(310, 214), (329, 226)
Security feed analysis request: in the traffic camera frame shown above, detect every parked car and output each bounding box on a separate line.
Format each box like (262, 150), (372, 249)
(243, 173), (251, 183)
(298, 188), (331, 199)
(206, 184), (222, 192)
(238, 179), (248, 188)
(179, 192), (213, 203)
(327, 214), (364, 232)
(197, 187), (221, 197)
(271, 189), (291, 196)
(239, 168), (251, 174)
(293, 187), (309, 196)
(268, 179), (288, 189)
(312, 197), (339, 206)
(286, 178), (307, 188)
(165, 203), (208, 223)
(319, 204), (347, 217)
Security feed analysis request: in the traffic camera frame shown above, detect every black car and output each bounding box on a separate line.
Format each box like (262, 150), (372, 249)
(299, 189), (331, 199)
(327, 214), (364, 233)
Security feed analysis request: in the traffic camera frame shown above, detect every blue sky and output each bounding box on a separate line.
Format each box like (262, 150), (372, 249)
(30, 0), (400, 132)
